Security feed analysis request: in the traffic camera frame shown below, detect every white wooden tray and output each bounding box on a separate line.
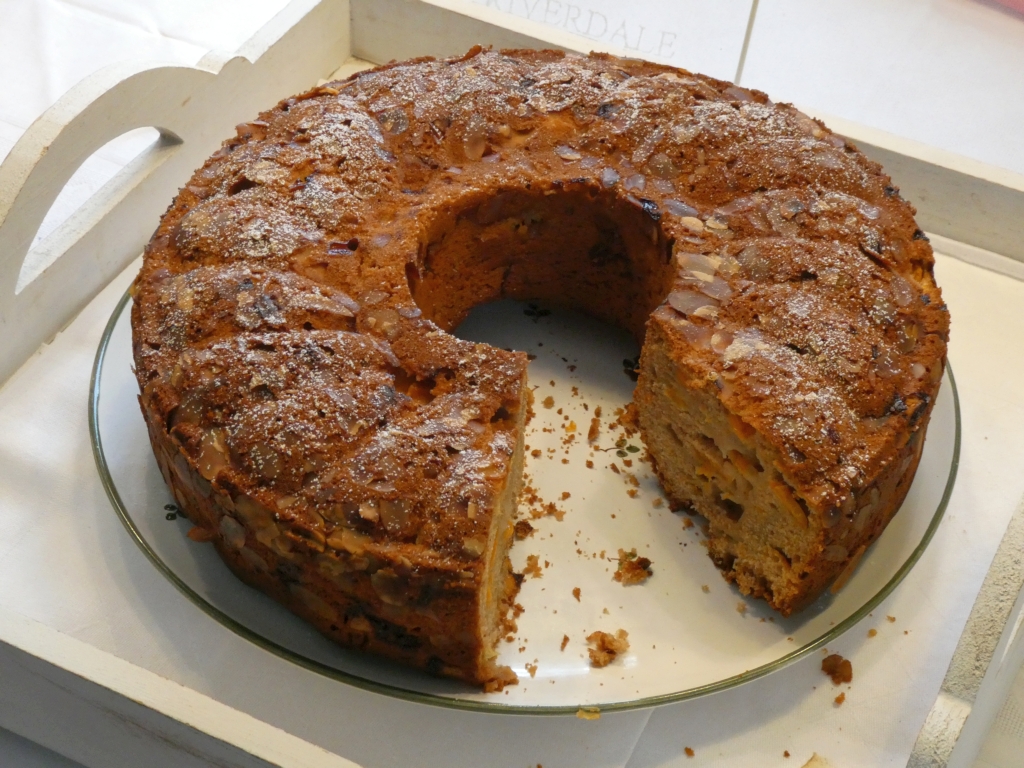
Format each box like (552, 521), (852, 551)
(2, 1), (1024, 766)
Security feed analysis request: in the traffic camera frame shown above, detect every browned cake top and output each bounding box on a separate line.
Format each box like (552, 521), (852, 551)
(133, 47), (948, 545)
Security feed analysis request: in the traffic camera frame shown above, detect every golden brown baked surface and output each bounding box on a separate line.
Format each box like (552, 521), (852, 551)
(132, 47), (948, 681)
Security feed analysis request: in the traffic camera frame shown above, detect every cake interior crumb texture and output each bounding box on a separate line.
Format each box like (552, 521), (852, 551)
(131, 48), (948, 687)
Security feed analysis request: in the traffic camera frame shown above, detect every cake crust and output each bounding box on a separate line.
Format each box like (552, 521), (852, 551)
(132, 48), (948, 681)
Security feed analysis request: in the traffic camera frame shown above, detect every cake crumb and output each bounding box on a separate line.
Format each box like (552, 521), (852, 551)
(834, 691), (846, 706)
(588, 417), (600, 442)
(613, 548), (653, 585)
(561, 491), (571, 500)
(546, 502), (566, 520)
(784, 751), (790, 758)
(531, 449), (542, 458)
(572, 587), (581, 601)
(576, 707), (601, 720)
(684, 747), (695, 757)
(586, 460), (594, 469)
(529, 501), (566, 521)
(822, 654), (853, 685)
(736, 602), (747, 615)
(560, 634), (570, 651)
(594, 406), (602, 417)
(512, 602), (524, 618)
(514, 520), (535, 539)
(867, 628), (877, 638)
(587, 629), (629, 667)
(526, 662), (538, 678)
(609, 463), (620, 474)
(701, 584), (709, 593)
(483, 673), (516, 692)
(542, 396), (555, 409)
(652, 497), (664, 508)
(524, 555), (543, 579)
(801, 755), (832, 768)
(887, 615), (896, 622)
(682, 517), (694, 529)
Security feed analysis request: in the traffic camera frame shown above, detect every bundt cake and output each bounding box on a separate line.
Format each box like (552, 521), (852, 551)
(131, 47), (948, 688)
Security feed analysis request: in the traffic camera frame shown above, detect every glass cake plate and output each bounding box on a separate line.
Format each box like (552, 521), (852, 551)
(90, 291), (960, 714)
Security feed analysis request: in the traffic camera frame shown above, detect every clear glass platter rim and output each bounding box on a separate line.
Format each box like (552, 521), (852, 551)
(89, 290), (961, 716)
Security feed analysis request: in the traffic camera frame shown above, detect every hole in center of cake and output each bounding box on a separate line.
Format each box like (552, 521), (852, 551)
(406, 183), (676, 341)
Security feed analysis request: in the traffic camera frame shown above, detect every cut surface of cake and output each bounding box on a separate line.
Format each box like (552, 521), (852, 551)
(131, 47), (948, 686)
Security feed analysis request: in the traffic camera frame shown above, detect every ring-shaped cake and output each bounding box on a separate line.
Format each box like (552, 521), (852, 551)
(132, 48), (948, 688)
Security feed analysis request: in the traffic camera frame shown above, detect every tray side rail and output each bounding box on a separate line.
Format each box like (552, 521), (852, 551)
(0, 607), (361, 768)
(908, 498), (1024, 768)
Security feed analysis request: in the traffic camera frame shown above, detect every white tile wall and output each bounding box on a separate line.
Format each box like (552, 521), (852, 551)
(741, 0), (1024, 177)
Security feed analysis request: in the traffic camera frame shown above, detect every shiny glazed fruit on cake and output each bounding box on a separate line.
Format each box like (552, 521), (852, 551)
(131, 47), (949, 688)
